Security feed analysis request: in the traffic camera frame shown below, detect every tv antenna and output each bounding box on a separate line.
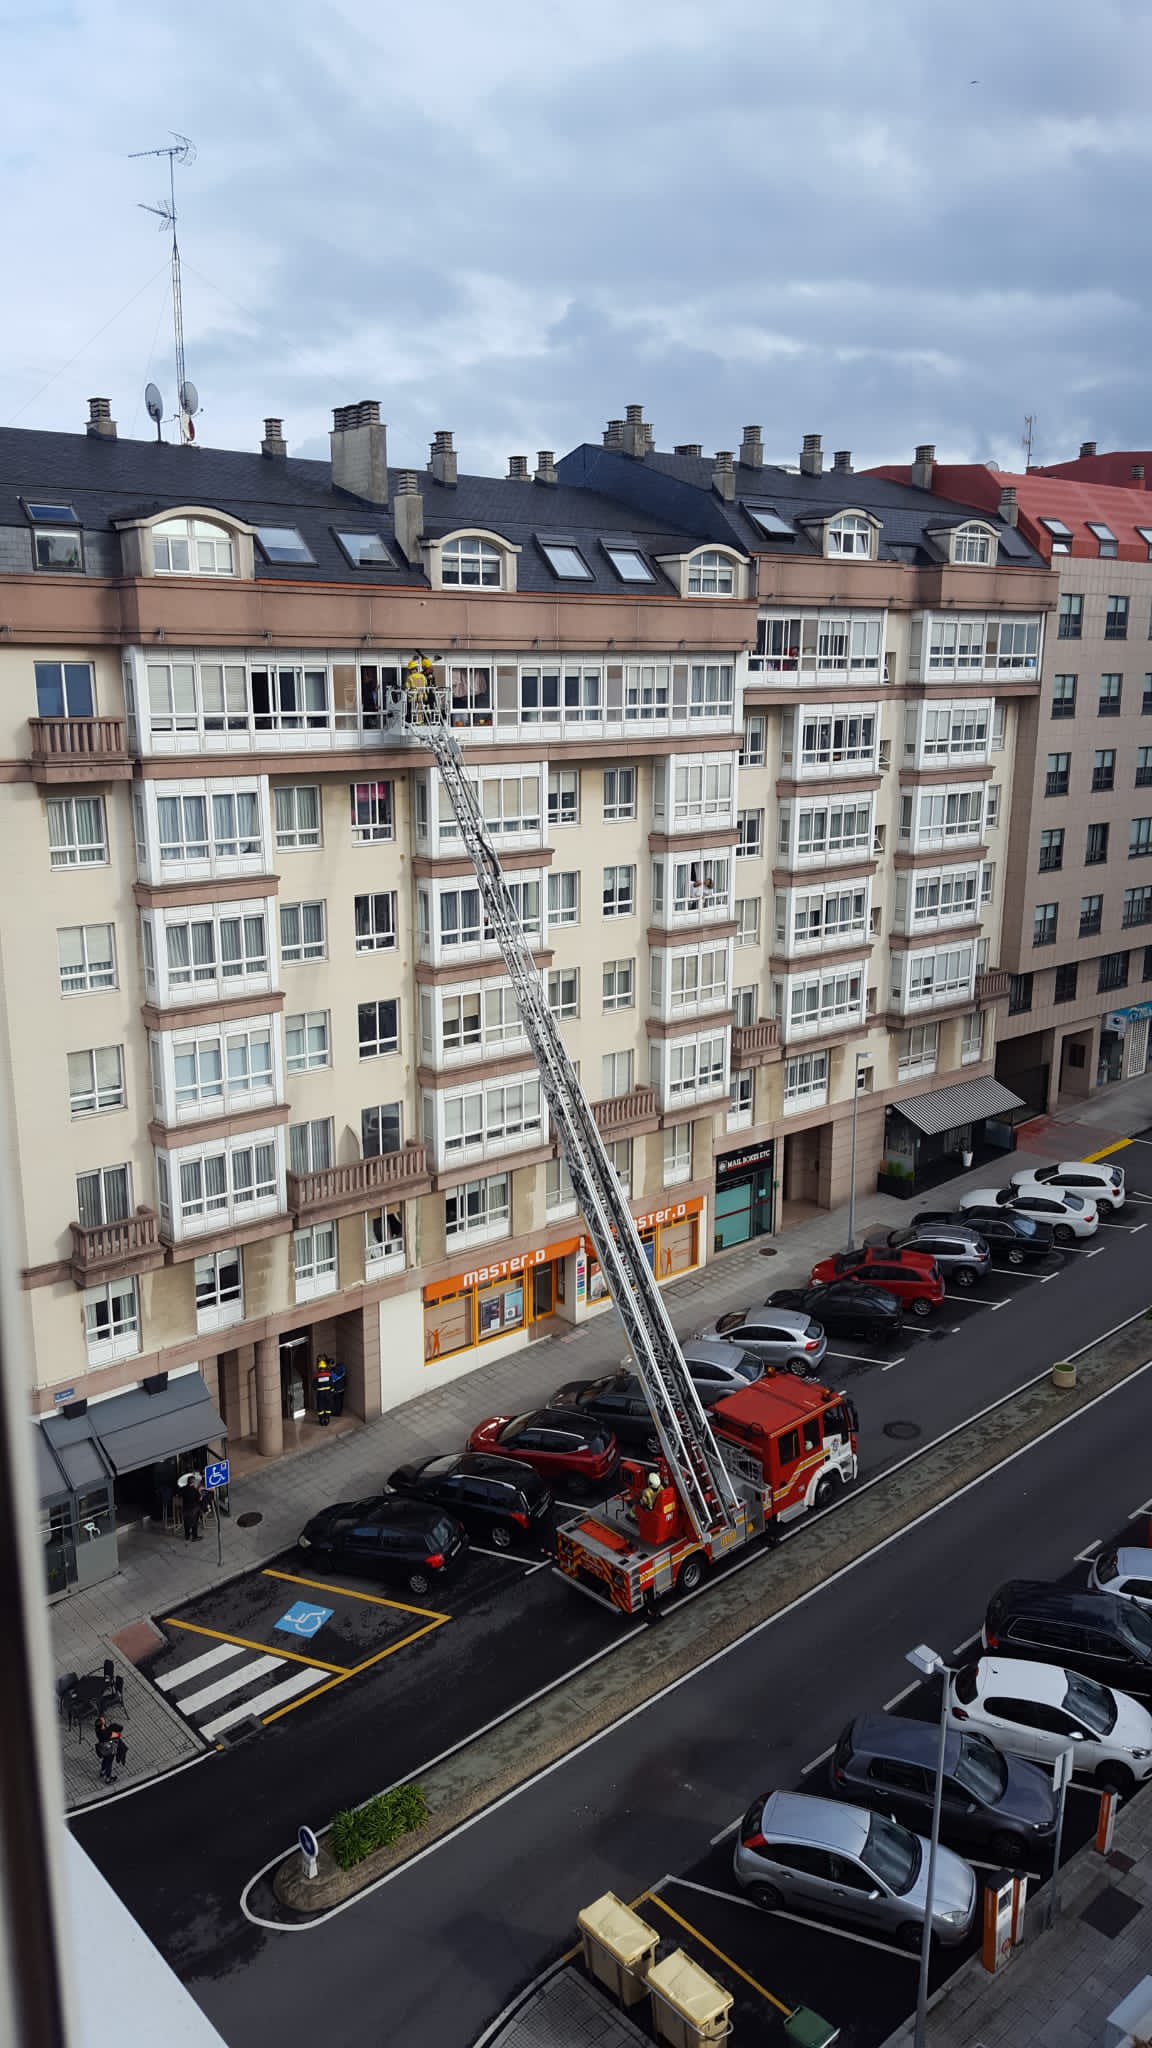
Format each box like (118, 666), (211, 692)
(131, 133), (198, 443)
(1023, 413), (1037, 467)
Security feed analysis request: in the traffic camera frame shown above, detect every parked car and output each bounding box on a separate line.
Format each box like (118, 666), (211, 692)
(386, 1452), (553, 1551)
(983, 1581), (1152, 1697)
(1011, 1160), (1125, 1211)
(913, 1206), (1054, 1266)
(696, 1307), (828, 1374)
(768, 1283), (904, 1345)
(952, 1657), (1152, 1795)
(551, 1371), (662, 1455)
(958, 1185), (1097, 1244)
(863, 1223), (990, 1290)
(678, 1338), (774, 1403)
(297, 1496), (469, 1596)
(830, 1711), (1057, 1864)
(1091, 1547), (1152, 1612)
(809, 1246), (944, 1318)
(733, 1789), (976, 1949)
(465, 1407), (618, 1486)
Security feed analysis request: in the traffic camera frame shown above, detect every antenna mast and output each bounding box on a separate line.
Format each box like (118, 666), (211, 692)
(131, 134), (198, 442)
(1022, 413), (1037, 468)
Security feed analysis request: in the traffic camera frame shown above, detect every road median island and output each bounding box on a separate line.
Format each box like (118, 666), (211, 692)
(271, 1313), (1152, 1915)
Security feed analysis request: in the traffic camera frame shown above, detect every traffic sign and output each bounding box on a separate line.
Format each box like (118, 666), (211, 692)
(204, 1460), (230, 1490)
(275, 1601), (333, 1639)
(298, 1824), (319, 1880)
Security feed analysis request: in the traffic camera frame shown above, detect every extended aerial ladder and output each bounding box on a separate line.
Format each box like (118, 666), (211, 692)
(401, 677), (739, 1543)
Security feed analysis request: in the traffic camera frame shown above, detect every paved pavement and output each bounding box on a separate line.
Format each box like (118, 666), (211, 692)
(50, 1068), (1152, 1743)
(56, 1629), (204, 1812)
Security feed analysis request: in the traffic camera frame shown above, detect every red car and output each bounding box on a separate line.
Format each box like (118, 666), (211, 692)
(809, 1246), (944, 1319)
(466, 1407), (618, 1485)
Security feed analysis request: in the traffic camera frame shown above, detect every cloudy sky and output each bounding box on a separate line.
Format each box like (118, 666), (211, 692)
(2, 0), (1147, 476)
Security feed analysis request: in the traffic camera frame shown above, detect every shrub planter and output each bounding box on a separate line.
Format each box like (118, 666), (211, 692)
(1051, 1360), (1077, 1391)
(274, 1783), (430, 1912)
(877, 1172), (917, 1200)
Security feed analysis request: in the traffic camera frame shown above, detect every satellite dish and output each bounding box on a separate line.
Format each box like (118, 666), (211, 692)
(179, 380), (199, 417)
(145, 383), (164, 423)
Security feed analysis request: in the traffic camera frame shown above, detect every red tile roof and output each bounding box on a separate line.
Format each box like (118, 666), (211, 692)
(866, 462), (1152, 563)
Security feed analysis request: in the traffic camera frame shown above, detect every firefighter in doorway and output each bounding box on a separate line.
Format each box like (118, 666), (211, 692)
(405, 652), (437, 723)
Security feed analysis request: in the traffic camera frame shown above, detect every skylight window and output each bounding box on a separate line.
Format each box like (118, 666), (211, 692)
(255, 526), (315, 565)
(540, 540), (592, 579)
(1137, 527), (1152, 560)
(1088, 521), (1118, 558)
(335, 531), (393, 567)
(745, 505), (795, 539)
(23, 500), (78, 525)
(603, 545), (653, 583)
(1040, 517), (1073, 555)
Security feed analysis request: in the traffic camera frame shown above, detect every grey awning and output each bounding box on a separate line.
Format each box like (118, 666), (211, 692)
(896, 1075), (1025, 1137)
(89, 1373), (226, 1476)
(35, 1425), (70, 1507)
(40, 1408), (112, 1502)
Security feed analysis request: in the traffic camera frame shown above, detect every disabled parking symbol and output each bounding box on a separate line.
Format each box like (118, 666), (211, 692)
(275, 1601), (334, 1640)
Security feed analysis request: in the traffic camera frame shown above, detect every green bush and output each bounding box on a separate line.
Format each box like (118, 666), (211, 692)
(329, 1784), (428, 1871)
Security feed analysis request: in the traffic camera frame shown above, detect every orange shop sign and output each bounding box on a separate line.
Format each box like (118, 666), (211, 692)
(424, 1237), (581, 1305)
(631, 1196), (704, 1234)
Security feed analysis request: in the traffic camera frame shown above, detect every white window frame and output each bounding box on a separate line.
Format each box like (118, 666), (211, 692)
(736, 897), (761, 946)
(687, 549), (736, 595)
(952, 523), (994, 565)
(350, 780), (394, 843)
(740, 715), (766, 766)
(600, 1050), (634, 1100)
(293, 1222), (338, 1301)
(785, 968), (865, 1038)
(603, 865), (636, 918)
(547, 871), (580, 927)
(274, 785), (322, 850)
(160, 1134), (282, 1238)
(357, 999), (399, 1060)
(603, 767), (636, 820)
(602, 958), (635, 1012)
(663, 1124), (693, 1185)
(83, 1278), (140, 1363)
(897, 1022), (939, 1077)
(548, 768), (580, 827)
(152, 517), (235, 576)
(366, 1204), (405, 1272)
(736, 809), (764, 858)
(280, 900), (326, 964)
(961, 1012), (984, 1064)
(68, 1044), (124, 1116)
(58, 923), (116, 994)
(47, 795), (107, 868)
(728, 1070), (754, 1130)
(441, 536), (504, 588)
(783, 1049), (829, 1110)
(194, 1248), (243, 1332)
(547, 968), (579, 1019)
(436, 1076), (544, 1162)
(354, 892), (397, 953)
(444, 1172), (511, 1246)
(546, 1154), (577, 1216)
(826, 513), (873, 559)
(289, 1118), (333, 1175)
(286, 1010), (331, 1073)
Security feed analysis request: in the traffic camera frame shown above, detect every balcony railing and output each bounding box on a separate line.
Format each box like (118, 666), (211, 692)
(29, 717), (132, 782)
(975, 968), (1012, 1001)
(730, 1020), (781, 1068)
(70, 1207), (164, 1285)
(288, 1143), (431, 1222)
(591, 1088), (659, 1134)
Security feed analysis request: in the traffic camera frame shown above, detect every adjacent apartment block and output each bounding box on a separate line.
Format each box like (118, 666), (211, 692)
(872, 445), (1152, 1110)
(0, 399), (1051, 1590)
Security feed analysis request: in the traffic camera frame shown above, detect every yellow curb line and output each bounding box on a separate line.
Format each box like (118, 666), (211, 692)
(1083, 1139), (1131, 1162)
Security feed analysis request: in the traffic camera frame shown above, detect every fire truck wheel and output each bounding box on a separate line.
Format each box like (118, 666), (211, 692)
(677, 1552), (707, 1593)
(813, 1473), (843, 1510)
(748, 1882), (783, 1912)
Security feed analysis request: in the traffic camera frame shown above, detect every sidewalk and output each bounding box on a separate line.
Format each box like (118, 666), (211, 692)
(49, 1069), (1152, 1693)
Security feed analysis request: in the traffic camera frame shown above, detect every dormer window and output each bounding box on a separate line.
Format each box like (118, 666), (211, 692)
(1040, 518), (1073, 556)
(687, 550), (735, 595)
(1089, 522), (1118, 559)
(23, 500), (83, 572)
(826, 514), (874, 560)
(153, 517), (235, 576)
(441, 536), (503, 588)
(952, 523), (994, 566)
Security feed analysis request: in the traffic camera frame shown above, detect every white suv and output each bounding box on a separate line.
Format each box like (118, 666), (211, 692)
(1091, 1548), (1152, 1611)
(952, 1656), (1152, 1794)
(958, 1185), (1098, 1244)
(1011, 1161), (1125, 1211)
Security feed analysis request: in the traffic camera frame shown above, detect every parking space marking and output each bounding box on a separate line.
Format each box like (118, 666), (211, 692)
(800, 1744), (834, 1776)
(880, 1356), (907, 1371)
(883, 1680), (919, 1710)
(469, 1545), (538, 1565)
(1125, 1191), (1152, 1202)
(951, 1633), (980, 1658)
(769, 1907), (919, 1960)
(1039, 1270), (1062, 1283)
(644, 1891), (794, 2013)
(262, 1567), (449, 1622)
(1082, 1246), (1107, 1259)
(164, 1618), (352, 1675)
(1128, 1499), (1152, 1519)
(823, 1349), (875, 1364)
(944, 1293), (1011, 1307)
(709, 1816), (743, 1846)
(1074, 1540), (1101, 1562)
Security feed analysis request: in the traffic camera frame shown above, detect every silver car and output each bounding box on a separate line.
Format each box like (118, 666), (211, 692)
(679, 1339), (766, 1405)
(698, 1305), (828, 1376)
(733, 1789), (977, 1950)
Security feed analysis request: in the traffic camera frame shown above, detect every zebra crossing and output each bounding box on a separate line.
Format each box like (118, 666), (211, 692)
(155, 1637), (331, 1740)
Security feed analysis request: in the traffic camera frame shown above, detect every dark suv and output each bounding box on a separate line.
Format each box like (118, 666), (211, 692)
(387, 1452), (553, 1551)
(830, 1712), (1057, 1865)
(984, 1581), (1152, 1696)
(913, 1207), (1053, 1266)
(865, 1224), (990, 1290)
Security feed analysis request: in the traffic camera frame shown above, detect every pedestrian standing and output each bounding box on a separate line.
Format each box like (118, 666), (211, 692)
(181, 1476), (203, 1543)
(96, 1729), (117, 1784)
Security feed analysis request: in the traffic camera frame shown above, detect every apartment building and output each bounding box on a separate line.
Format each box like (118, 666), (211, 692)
(871, 447), (1152, 1110)
(3, 399), (1052, 1591)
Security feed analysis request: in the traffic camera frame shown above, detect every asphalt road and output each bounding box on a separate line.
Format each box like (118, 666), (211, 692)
(70, 1140), (1152, 2045)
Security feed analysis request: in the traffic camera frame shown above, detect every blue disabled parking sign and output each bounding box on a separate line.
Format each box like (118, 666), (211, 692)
(275, 1601), (334, 1639)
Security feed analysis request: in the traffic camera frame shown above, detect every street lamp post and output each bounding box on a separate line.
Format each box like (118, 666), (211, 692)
(906, 1643), (950, 2048)
(846, 1053), (867, 1250)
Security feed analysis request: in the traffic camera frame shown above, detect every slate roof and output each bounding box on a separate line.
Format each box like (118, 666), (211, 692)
(0, 427), (719, 597)
(557, 444), (1045, 569)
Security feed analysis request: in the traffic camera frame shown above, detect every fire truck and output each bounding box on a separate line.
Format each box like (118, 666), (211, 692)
(399, 667), (858, 1617)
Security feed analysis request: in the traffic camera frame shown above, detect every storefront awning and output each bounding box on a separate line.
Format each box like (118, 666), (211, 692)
(896, 1075), (1025, 1137)
(34, 1425), (71, 1507)
(40, 1408), (112, 1503)
(88, 1373), (226, 1477)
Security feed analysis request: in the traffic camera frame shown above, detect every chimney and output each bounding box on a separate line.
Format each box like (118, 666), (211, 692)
(998, 486), (1019, 527)
(429, 429), (458, 487)
(86, 397), (116, 441)
(261, 416), (287, 460)
(603, 419), (625, 449)
(712, 451), (736, 503)
(1079, 440), (1097, 459)
(674, 443), (703, 458)
(1131, 465), (1146, 482)
(534, 450), (557, 487)
(507, 455), (530, 480)
(330, 400), (388, 505)
(799, 432), (823, 477)
(393, 471), (424, 564)
(621, 403), (650, 460)
(739, 425), (763, 470)
(833, 450), (853, 475)
(911, 443), (935, 491)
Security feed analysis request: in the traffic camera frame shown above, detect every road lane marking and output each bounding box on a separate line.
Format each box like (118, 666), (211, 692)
(155, 1641), (245, 1690)
(645, 1892), (794, 2012)
(1074, 1540), (1102, 1562)
(1084, 1139), (1132, 1161)
(800, 1745), (833, 1775)
(883, 1680), (920, 1710)
(179, 1653), (283, 1715)
(239, 1351), (1152, 1932)
(202, 1665), (327, 1740)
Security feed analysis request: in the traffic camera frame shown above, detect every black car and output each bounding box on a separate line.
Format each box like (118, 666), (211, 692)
(830, 1712), (1057, 1865)
(984, 1580), (1152, 1696)
(297, 1496), (469, 1596)
(387, 1452), (553, 1551)
(767, 1282), (903, 1344)
(913, 1207), (1054, 1266)
(551, 1371), (661, 1456)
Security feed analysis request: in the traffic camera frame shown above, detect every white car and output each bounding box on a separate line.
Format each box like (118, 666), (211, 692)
(958, 1185), (1098, 1244)
(952, 1656), (1152, 1794)
(1091, 1548), (1152, 1611)
(1011, 1161), (1125, 1211)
